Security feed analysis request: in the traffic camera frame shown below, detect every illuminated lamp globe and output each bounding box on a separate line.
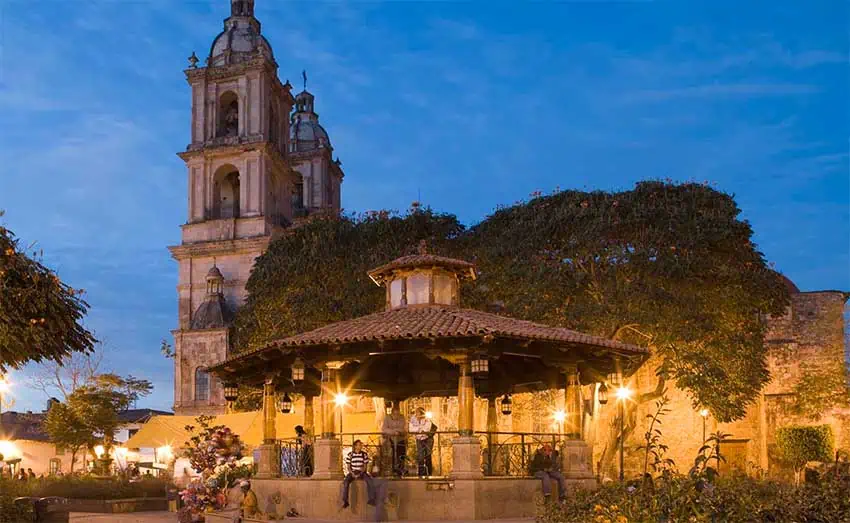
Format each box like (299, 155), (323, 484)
(280, 393), (293, 414)
(223, 383), (239, 402)
(500, 394), (513, 416)
(471, 357), (489, 374)
(598, 383), (609, 405)
(291, 359), (305, 382)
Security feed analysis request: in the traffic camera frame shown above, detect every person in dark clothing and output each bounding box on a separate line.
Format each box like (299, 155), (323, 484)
(530, 443), (567, 502)
(295, 425), (313, 477)
(341, 440), (376, 508)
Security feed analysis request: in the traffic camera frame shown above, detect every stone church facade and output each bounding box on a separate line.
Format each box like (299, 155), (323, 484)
(169, 0), (343, 415)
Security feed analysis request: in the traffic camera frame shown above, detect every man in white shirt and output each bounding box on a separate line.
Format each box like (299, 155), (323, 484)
(408, 407), (435, 476)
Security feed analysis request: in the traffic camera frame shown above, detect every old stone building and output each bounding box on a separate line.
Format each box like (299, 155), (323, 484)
(586, 285), (849, 480)
(169, 0), (343, 415)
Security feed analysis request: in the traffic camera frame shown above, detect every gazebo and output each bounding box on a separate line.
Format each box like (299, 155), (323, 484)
(208, 245), (646, 520)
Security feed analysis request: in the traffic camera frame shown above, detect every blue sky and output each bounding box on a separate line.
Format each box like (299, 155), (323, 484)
(1, 1), (847, 412)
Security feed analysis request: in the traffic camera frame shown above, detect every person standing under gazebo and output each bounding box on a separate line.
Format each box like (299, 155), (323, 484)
(409, 407), (435, 477)
(381, 403), (407, 477)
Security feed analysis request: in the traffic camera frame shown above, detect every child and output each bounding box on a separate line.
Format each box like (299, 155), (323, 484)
(342, 440), (376, 508)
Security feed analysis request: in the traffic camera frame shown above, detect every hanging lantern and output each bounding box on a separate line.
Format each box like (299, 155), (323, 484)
(598, 383), (609, 405)
(223, 383), (239, 402)
(291, 358), (305, 382)
(471, 357), (489, 374)
(385, 400), (394, 415)
(500, 394), (512, 416)
(279, 393), (293, 414)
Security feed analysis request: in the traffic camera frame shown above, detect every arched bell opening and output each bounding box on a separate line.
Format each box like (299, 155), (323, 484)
(212, 165), (241, 219)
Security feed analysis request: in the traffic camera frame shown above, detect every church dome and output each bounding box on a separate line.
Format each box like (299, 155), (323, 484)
(290, 117), (330, 152)
(209, 20), (274, 66)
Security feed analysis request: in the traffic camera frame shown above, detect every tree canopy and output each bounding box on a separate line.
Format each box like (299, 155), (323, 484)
(0, 213), (96, 369)
(45, 373), (152, 458)
(233, 182), (790, 422)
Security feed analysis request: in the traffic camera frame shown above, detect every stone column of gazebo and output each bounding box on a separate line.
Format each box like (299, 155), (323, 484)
(209, 245), (646, 520)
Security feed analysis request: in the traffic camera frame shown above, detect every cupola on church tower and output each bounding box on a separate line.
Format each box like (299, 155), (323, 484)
(169, 0), (344, 415)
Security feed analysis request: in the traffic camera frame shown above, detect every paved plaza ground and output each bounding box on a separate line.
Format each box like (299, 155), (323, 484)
(70, 513), (535, 523)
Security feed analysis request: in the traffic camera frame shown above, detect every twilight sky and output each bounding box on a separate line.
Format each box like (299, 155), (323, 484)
(1, 1), (847, 413)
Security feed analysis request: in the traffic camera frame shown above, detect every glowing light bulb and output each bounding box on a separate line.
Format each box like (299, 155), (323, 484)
(334, 393), (349, 407)
(699, 409), (709, 418)
(425, 411), (433, 420)
(615, 386), (632, 401)
(553, 410), (566, 423)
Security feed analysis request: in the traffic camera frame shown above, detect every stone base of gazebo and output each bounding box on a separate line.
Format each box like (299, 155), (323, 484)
(207, 476), (597, 522)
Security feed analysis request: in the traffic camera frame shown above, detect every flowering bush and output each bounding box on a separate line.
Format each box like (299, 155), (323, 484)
(178, 416), (248, 519)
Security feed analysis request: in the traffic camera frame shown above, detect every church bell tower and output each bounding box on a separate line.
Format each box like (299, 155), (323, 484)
(169, 0), (342, 415)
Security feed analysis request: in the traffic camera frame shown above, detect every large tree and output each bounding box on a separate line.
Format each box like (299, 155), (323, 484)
(67, 374), (152, 456)
(43, 402), (93, 473)
(233, 182), (789, 422)
(0, 213), (96, 369)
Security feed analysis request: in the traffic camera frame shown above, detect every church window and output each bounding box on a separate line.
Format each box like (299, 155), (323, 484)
(218, 91), (239, 138)
(195, 368), (210, 401)
(212, 167), (241, 219)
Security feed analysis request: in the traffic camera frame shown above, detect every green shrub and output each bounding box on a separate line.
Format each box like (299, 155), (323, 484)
(775, 425), (834, 484)
(0, 476), (171, 501)
(33, 476), (170, 499)
(0, 496), (33, 523)
(539, 473), (850, 523)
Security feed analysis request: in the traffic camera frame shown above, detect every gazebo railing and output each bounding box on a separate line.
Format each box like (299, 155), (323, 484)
(330, 431), (569, 478)
(477, 432), (568, 477)
(277, 437), (314, 477)
(340, 431), (455, 477)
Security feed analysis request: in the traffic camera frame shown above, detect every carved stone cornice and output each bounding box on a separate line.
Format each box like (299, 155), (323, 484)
(178, 139), (287, 166)
(185, 56), (276, 83)
(168, 235), (272, 260)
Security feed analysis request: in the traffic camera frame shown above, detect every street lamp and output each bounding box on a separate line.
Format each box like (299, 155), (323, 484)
(553, 410), (566, 434)
(699, 408), (709, 446)
(597, 383), (609, 405)
(291, 358), (305, 382)
(334, 393), (348, 434)
(616, 385), (632, 482)
(0, 376), (7, 436)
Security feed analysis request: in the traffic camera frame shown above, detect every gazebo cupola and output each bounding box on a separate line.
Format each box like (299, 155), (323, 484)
(368, 241), (476, 310)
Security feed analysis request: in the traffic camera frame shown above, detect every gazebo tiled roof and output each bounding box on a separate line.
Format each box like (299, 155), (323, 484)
(368, 254), (476, 284)
(210, 247), (648, 395)
(214, 305), (645, 370)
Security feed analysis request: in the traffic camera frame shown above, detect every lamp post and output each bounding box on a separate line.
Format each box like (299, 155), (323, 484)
(0, 376), (8, 437)
(615, 384), (632, 482)
(334, 393), (348, 435)
(699, 409), (709, 446)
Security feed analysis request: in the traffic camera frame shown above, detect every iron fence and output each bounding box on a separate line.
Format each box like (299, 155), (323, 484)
(478, 432), (568, 477)
(333, 431), (569, 478)
(277, 437), (314, 477)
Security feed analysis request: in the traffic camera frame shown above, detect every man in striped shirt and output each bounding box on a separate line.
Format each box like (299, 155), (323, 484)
(342, 440), (376, 508)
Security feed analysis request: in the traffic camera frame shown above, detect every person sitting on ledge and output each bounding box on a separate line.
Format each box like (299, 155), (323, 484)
(530, 443), (567, 503)
(342, 440), (376, 508)
(239, 480), (259, 519)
